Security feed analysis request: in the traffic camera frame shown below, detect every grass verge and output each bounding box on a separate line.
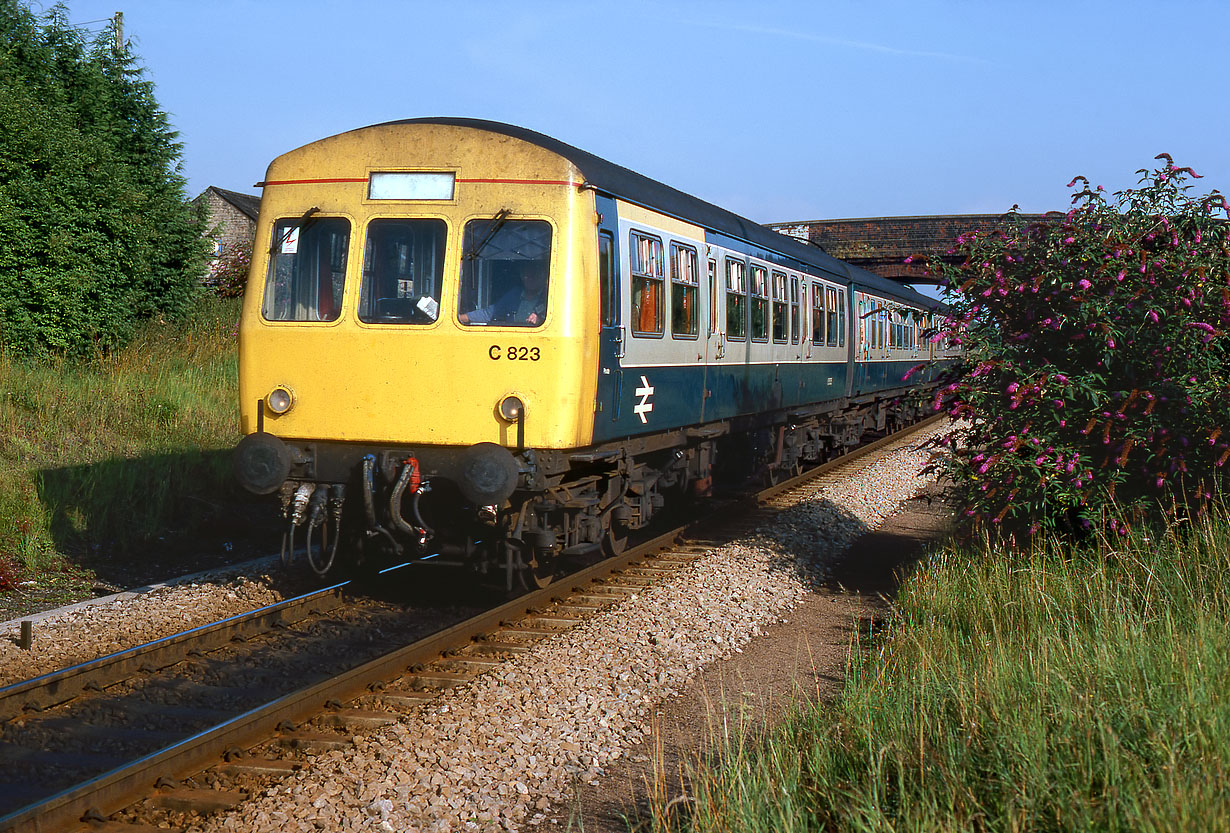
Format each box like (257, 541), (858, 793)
(0, 296), (250, 606)
(652, 504), (1230, 832)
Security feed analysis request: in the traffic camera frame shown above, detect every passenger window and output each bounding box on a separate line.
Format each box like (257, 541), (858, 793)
(725, 259), (746, 340)
(811, 283), (825, 346)
(826, 286), (840, 347)
(771, 271), (788, 343)
(750, 266), (768, 341)
(458, 218), (552, 327)
(838, 292), (846, 347)
(789, 276), (800, 345)
(670, 242), (698, 338)
(357, 218), (446, 324)
(707, 258), (717, 336)
(263, 217), (350, 322)
(630, 231), (664, 336)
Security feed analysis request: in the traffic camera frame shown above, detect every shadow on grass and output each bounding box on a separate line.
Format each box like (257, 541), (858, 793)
(35, 449), (281, 587)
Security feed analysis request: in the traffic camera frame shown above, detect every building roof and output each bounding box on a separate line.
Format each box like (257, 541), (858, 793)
(202, 186), (261, 221)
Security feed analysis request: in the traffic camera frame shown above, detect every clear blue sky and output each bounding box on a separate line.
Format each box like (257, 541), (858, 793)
(53, 0), (1230, 225)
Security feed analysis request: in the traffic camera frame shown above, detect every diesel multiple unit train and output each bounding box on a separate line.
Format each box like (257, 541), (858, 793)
(232, 118), (956, 586)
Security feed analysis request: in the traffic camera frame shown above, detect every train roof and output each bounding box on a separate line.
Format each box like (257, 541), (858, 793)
(375, 118), (940, 310)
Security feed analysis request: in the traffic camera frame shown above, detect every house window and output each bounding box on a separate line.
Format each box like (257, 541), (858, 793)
(630, 231), (664, 336)
(771, 271), (788, 343)
(670, 242), (699, 338)
(750, 265), (768, 341)
(725, 258), (746, 340)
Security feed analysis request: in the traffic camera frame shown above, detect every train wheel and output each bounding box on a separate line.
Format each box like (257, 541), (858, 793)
(523, 547), (556, 589)
(602, 519), (629, 557)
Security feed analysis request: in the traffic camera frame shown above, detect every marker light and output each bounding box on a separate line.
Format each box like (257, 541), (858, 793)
(266, 386), (294, 415)
(498, 395), (524, 422)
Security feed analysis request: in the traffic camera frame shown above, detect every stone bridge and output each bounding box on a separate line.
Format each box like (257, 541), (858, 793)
(768, 214), (1050, 284)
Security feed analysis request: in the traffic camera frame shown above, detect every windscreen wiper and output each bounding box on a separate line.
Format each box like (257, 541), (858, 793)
(463, 208), (511, 260)
(270, 206), (321, 255)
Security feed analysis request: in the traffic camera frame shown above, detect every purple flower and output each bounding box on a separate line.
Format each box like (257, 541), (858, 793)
(1078, 279), (1092, 290)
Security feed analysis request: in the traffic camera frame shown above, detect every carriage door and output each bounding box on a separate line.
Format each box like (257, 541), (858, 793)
(594, 195), (624, 427)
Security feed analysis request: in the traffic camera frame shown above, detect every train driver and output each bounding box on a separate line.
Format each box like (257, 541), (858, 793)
(459, 268), (547, 326)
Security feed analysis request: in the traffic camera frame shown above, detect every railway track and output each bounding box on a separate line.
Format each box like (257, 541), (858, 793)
(0, 415), (941, 833)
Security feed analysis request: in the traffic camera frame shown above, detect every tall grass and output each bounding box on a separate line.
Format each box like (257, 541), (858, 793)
(656, 506), (1230, 832)
(0, 296), (241, 573)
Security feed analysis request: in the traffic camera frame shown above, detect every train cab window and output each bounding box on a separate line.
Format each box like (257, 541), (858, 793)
(458, 219), (552, 327)
(789, 276), (800, 345)
(771, 271), (788, 343)
(599, 231), (616, 328)
(750, 266), (768, 341)
(670, 242), (698, 338)
(725, 259), (746, 340)
(263, 217), (350, 322)
(630, 231), (664, 336)
(811, 283), (825, 346)
(357, 219), (446, 324)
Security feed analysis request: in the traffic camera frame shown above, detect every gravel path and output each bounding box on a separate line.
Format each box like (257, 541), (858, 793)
(193, 423), (947, 833)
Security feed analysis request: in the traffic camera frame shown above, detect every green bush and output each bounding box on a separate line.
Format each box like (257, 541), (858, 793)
(0, 2), (208, 358)
(924, 156), (1230, 536)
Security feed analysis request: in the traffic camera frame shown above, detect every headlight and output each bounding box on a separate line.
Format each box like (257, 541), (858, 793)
(497, 394), (524, 422)
(266, 386), (294, 415)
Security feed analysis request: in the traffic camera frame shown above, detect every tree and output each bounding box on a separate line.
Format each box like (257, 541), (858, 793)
(923, 156), (1230, 537)
(0, 1), (208, 357)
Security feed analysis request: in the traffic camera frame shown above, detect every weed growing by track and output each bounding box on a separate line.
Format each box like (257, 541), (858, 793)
(649, 503), (1230, 831)
(0, 296), (244, 596)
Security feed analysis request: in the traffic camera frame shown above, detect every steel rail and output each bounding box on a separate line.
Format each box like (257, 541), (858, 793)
(0, 582), (347, 722)
(0, 528), (684, 833)
(759, 412), (944, 503)
(1, 415), (944, 833)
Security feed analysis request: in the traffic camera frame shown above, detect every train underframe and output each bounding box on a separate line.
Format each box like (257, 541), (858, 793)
(237, 391), (927, 588)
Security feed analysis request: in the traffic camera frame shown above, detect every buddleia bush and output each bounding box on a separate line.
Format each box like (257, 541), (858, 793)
(205, 239), (252, 299)
(924, 156), (1230, 536)
(0, 2), (208, 357)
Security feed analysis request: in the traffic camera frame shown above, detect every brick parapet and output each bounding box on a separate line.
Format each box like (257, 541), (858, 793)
(767, 214), (1052, 283)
